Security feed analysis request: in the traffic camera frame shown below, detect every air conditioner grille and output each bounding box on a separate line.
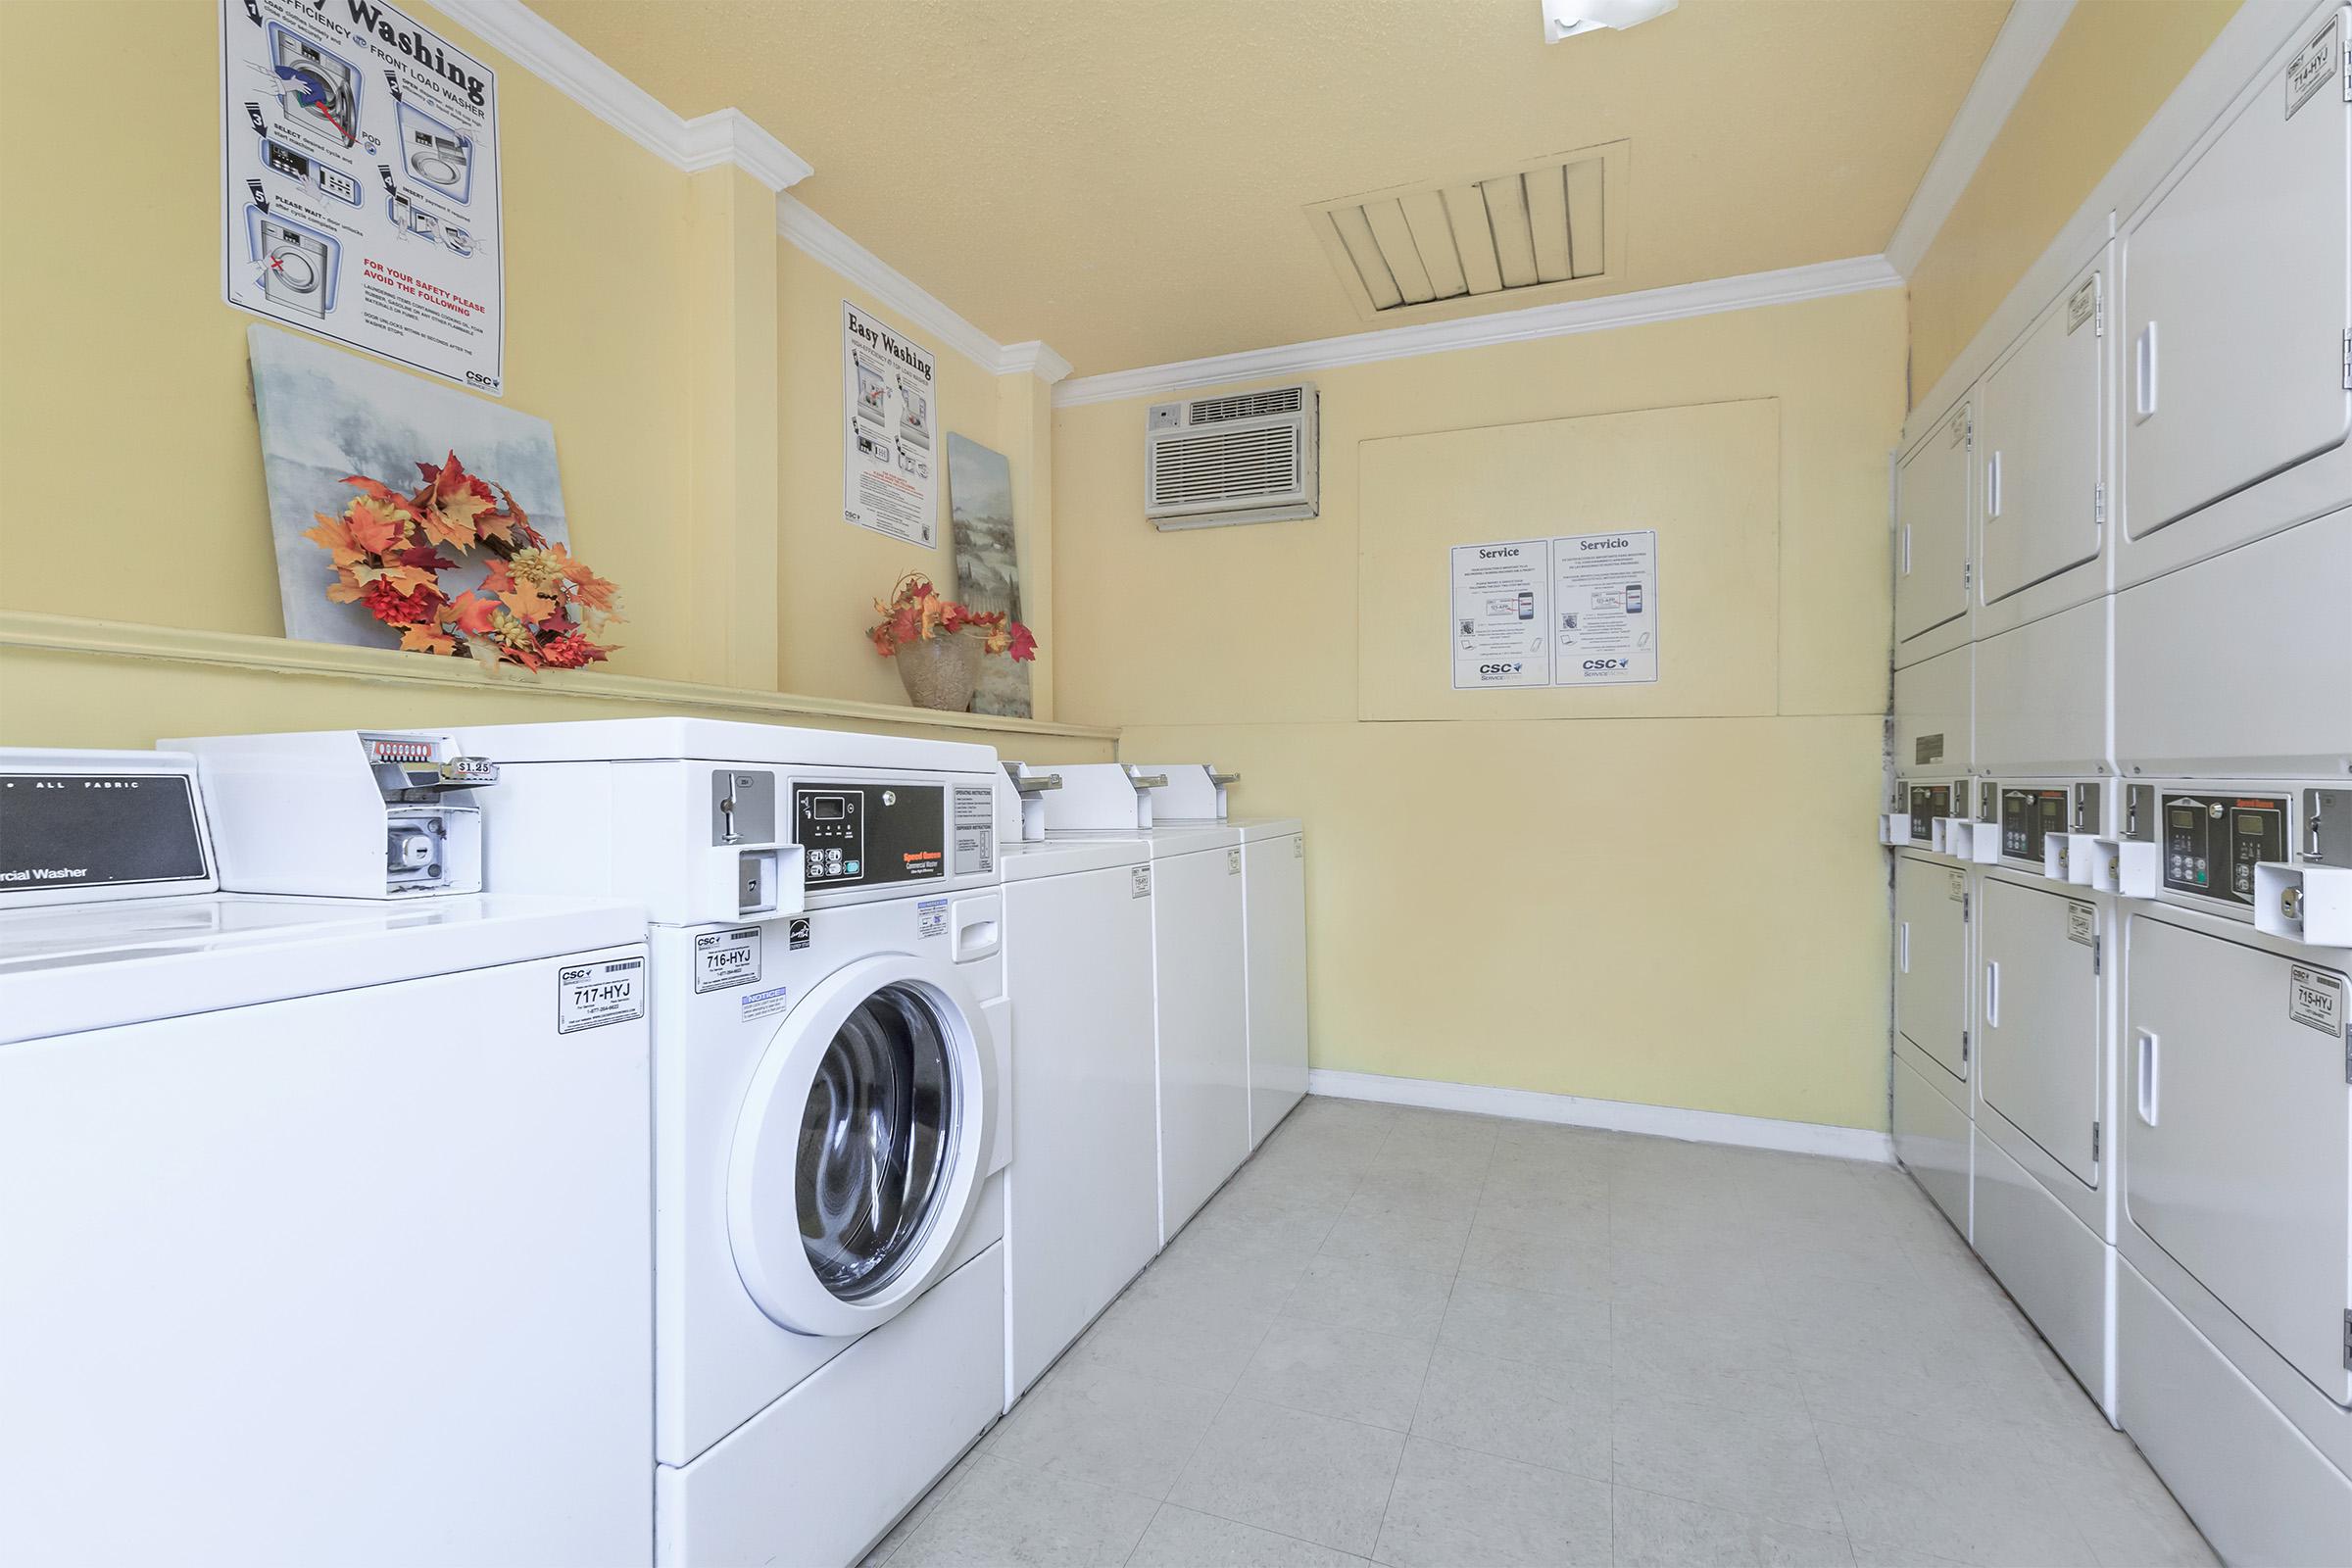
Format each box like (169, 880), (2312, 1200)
(1190, 387), (1304, 423)
(1150, 426), (1302, 505)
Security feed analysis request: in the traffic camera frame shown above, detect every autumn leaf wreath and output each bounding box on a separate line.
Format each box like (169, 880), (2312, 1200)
(304, 452), (621, 670)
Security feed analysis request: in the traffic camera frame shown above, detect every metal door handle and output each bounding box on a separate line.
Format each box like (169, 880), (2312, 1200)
(2135, 1029), (2160, 1126)
(1899, 921), (1910, 973)
(1986, 452), (2003, 519)
(2134, 322), (2158, 421)
(1984, 961), (2000, 1028)
(1900, 523), (1913, 577)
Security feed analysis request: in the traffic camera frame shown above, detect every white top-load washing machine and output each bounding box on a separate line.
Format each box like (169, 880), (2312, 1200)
(1130, 763), (1309, 1150)
(1035, 762), (1247, 1244)
(435, 719), (1011, 1568)
(0, 749), (653, 1567)
(991, 762), (1159, 1401)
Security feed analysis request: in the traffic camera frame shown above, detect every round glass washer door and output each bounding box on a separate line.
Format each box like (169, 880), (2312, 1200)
(727, 953), (997, 1339)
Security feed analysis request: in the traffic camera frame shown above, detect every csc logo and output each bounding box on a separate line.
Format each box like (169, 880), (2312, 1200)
(1479, 662), (1522, 676)
(1583, 658), (1629, 671)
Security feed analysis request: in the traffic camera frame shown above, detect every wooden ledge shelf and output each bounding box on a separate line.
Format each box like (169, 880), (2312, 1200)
(0, 612), (1119, 743)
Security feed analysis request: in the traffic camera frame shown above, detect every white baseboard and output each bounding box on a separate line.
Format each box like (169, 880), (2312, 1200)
(1304, 1068), (1895, 1164)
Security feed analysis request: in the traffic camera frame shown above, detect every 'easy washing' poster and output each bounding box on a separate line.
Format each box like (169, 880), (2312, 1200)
(842, 304), (940, 546)
(220, 0), (505, 394)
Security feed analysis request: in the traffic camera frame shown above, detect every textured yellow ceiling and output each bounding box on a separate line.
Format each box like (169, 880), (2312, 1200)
(536, 0), (2009, 373)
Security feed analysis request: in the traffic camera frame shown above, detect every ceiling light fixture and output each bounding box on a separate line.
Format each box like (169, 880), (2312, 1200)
(1543, 0), (1677, 43)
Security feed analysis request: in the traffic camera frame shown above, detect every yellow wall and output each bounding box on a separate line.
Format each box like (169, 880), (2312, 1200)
(0, 1), (1084, 758)
(1907, 0), (2241, 402)
(1054, 290), (1908, 1130)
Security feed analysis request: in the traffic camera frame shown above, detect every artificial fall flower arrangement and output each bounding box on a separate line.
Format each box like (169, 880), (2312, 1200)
(867, 572), (1038, 662)
(303, 452), (622, 670)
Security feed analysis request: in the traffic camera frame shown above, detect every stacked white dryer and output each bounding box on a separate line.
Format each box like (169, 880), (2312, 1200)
(991, 761), (1160, 1401)
(1128, 763), (1309, 1148)
(1880, 7), (2352, 1556)
(1886, 403), (1977, 1238)
(1034, 762), (1249, 1244)
(1964, 228), (2126, 1426)
(2093, 14), (2352, 1553)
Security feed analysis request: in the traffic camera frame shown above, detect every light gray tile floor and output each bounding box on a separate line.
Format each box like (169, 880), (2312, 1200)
(867, 1098), (2214, 1568)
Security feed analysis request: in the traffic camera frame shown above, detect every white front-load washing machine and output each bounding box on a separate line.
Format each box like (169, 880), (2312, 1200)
(1035, 761), (1247, 1245)
(448, 719), (1011, 1568)
(0, 749), (654, 1566)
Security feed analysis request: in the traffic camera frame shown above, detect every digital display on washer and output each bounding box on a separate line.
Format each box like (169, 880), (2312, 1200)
(794, 782), (944, 888)
(0, 774), (209, 894)
(2160, 793), (2285, 906)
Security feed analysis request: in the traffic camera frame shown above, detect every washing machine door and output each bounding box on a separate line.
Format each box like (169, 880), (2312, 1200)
(726, 951), (998, 1339)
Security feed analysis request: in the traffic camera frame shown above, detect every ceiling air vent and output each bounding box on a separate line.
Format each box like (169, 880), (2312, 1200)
(1145, 382), (1318, 531)
(1307, 141), (1628, 325)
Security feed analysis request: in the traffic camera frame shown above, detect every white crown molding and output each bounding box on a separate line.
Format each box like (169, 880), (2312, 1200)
(778, 197), (1071, 381)
(1884, 0), (2076, 276)
(1305, 1069), (1895, 1164)
(432, 0), (811, 191)
(998, 341), (1074, 386)
(1054, 254), (1902, 408)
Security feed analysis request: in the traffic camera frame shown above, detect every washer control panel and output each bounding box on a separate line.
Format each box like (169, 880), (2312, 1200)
(2161, 793), (2288, 906)
(794, 782), (944, 889)
(2000, 788), (2070, 864)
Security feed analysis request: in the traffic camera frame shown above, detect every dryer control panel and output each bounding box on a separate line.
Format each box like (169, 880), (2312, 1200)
(2159, 793), (2288, 906)
(1907, 783), (1952, 845)
(2000, 788), (2070, 864)
(794, 782), (944, 889)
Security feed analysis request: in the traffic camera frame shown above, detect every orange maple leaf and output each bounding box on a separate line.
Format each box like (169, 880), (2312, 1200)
(303, 512), (366, 565)
(376, 563), (441, 597)
(497, 577), (560, 625)
(418, 495), (487, 550)
(399, 623), (457, 656)
(447, 590), (501, 638)
(345, 496), (408, 557)
(547, 544), (620, 615)
(324, 565), (368, 604)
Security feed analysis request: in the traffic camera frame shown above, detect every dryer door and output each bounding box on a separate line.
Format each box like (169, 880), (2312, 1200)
(726, 953), (998, 1340)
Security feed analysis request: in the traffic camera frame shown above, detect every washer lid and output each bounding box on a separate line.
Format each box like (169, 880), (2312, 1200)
(412, 153), (461, 184)
(727, 950), (997, 1339)
(0, 895), (645, 1044)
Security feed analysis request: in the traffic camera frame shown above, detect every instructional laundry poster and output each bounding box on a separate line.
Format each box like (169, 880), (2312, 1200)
(1450, 538), (1551, 689)
(220, 0), (505, 394)
(1551, 528), (1659, 685)
(842, 304), (940, 545)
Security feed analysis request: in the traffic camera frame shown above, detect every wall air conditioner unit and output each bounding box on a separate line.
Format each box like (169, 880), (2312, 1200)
(1145, 382), (1319, 530)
